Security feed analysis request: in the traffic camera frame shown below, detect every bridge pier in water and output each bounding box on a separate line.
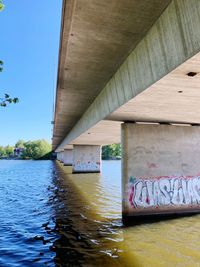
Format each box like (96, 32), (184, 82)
(72, 145), (101, 174)
(56, 152), (60, 161)
(57, 151), (64, 163)
(121, 122), (200, 221)
(52, 0), (200, 223)
(63, 149), (73, 166)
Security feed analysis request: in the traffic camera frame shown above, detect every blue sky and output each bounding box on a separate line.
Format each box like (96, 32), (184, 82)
(0, 0), (62, 146)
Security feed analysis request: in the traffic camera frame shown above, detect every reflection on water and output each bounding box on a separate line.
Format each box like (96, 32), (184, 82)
(0, 160), (57, 267)
(51, 163), (123, 267)
(0, 160), (200, 266)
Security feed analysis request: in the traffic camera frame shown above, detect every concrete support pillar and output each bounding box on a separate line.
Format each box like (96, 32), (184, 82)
(72, 145), (101, 173)
(63, 149), (73, 166)
(58, 151), (64, 163)
(57, 152), (61, 161)
(61, 151), (65, 163)
(122, 123), (200, 221)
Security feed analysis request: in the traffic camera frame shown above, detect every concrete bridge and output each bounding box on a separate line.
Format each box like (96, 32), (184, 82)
(53, 0), (200, 220)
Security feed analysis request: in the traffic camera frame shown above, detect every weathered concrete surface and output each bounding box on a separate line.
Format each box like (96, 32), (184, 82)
(63, 149), (73, 166)
(108, 52), (200, 123)
(57, 152), (61, 161)
(122, 123), (200, 218)
(72, 145), (101, 173)
(52, 0), (171, 150)
(56, 0), (200, 151)
(57, 151), (64, 162)
(58, 48), (200, 147)
(68, 120), (121, 146)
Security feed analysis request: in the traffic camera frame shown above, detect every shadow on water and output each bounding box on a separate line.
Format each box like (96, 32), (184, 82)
(45, 162), (126, 267)
(1, 160), (200, 266)
(122, 212), (200, 227)
(43, 161), (200, 267)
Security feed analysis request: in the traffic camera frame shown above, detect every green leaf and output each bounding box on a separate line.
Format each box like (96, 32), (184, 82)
(0, 3), (4, 11)
(13, 98), (19, 103)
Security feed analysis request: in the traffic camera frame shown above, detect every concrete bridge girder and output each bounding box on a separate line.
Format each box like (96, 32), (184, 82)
(53, 0), (172, 150)
(56, 0), (200, 151)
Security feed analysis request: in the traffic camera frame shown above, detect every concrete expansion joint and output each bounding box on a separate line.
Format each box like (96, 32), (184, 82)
(123, 121), (200, 127)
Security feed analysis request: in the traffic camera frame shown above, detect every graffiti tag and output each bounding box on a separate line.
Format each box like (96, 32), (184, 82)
(128, 176), (200, 209)
(74, 161), (100, 171)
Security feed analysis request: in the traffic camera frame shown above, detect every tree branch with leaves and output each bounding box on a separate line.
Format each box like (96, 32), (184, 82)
(0, 2), (19, 107)
(0, 61), (19, 107)
(0, 0), (4, 11)
(0, 93), (19, 107)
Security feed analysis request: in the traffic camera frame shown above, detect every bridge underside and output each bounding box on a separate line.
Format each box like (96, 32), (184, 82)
(59, 51), (200, 148)
(53, 0), (200, 151)
(53, 0), (172, 151)
(108, 53), (200, 125)
(54, 0), (200, 219)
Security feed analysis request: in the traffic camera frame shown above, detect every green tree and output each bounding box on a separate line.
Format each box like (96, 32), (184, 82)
(110, 144), (121, 157)
(0, 146), (6, 157)
(0, 140), (51, 159)
(102, 145), (113, 159)
(102, 144), (121, 159)
(22, 140), (51, 159)
(4, 145), (13, 156)
(15, 139), (25, 148)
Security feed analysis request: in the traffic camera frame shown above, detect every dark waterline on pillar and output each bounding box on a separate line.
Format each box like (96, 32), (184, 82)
(72, 170), (101, 174)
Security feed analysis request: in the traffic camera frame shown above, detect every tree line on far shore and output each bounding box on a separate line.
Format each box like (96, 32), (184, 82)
(0, 141), (121, 160)
(0, 139), (51, 160)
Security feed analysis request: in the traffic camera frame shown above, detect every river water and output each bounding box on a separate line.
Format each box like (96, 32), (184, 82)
(0, 160), (200, 267)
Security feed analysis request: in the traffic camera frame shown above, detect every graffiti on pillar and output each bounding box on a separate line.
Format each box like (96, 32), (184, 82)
(74, 161), (100, 171)
(128, 176), (200, 209)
